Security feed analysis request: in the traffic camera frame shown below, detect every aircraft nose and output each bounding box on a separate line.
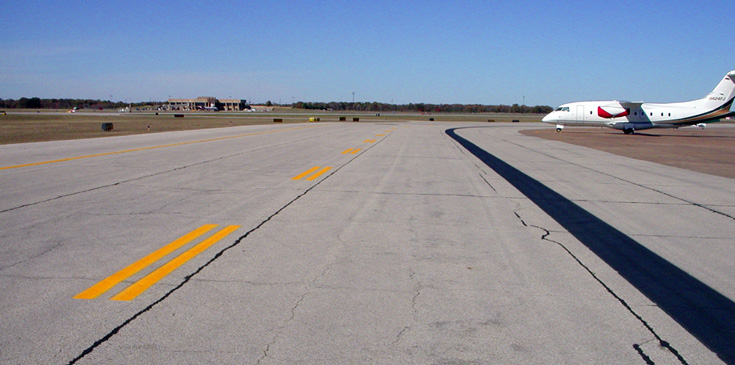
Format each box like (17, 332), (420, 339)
(541, 113), (553, 123)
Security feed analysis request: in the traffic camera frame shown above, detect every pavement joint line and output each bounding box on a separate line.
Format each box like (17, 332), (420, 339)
(68, 125), (391, 364)
(0, 125), (320, 171)
(503, 136), (735, 222)
(257, 131), (392, 363)
(0, 132), (321, 215)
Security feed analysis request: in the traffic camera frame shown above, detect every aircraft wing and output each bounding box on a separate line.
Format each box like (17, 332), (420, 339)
(598, 100), (641, 118)
(617, 100), (643, 109)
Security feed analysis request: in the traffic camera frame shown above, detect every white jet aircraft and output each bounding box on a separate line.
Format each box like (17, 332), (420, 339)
(542, 70), (735, 134)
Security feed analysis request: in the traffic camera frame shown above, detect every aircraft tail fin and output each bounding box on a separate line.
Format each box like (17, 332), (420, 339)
(701, 70), (735, 111)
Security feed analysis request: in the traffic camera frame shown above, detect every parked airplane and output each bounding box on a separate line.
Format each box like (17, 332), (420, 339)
(542, 70), (735, 134)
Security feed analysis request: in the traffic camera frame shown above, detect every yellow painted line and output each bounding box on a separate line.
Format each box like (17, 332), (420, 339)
(306, 166), (332, 181)
(376, 134), (385, 136)
(350, 148), (361, 154)
(1, 126), (319, 171)
(292, 166), (321, 180)
(74, 224), (218, 300)
(111, 225), (240, 301)
(363, 139), (376, 143)
(341, 148), (355, 154)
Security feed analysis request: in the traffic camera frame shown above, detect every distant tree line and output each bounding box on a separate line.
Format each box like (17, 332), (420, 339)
(292, 101), (552, 114)
(0, 97), (552, 114)
(0, 98), (156, 109)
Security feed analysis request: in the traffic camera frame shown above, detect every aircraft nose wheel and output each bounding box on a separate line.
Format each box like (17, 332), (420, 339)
(623, 128), (635, 135)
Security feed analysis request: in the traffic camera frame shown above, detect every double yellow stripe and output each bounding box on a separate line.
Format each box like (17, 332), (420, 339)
(112, 225), (239, 301)
(75, 224), (240, 301)
(292, 166), (332, 181)
(341, 148), (361, 154)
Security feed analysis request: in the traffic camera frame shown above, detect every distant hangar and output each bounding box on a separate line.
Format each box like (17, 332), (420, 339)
(167, 97), (248, 111)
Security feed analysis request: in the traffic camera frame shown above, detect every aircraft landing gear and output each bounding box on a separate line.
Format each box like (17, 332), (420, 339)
(623, 128), (635, 135)
(555, 125), (564, 133)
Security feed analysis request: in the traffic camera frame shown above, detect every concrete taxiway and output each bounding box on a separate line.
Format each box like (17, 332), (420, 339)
(0, 122), (732, 363)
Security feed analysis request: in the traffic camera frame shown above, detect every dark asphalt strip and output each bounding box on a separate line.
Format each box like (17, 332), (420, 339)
(446, 127), (734, 364)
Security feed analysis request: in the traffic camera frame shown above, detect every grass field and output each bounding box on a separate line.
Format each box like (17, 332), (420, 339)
(0, 110), (544, 145)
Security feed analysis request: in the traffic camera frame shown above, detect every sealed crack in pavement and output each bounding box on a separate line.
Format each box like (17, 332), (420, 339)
(392, 268), (421, 346)
(514, 210), (688, 365)
(0, 138), (303, 215)
(504, 137), (735, 222)
(446, 127), (735, 363)
(68, 131), (387, 364)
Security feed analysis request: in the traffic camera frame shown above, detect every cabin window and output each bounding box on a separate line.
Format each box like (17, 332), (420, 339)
(590, 111), (592, 114)
(661, 113), (664, 116)
(650, 112), (653, 116)
(668, 113), (671, 116)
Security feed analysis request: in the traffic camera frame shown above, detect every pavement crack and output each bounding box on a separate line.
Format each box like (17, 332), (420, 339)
(633, 343), (656, 365)
(0, 241), (62, 272)
(1, 138), (302, 215)
(67, 142), (353, 364)
(513, 210), (688, 365)
(393, 268), (421, 345)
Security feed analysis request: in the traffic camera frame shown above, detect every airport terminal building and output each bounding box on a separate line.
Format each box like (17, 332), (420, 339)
(167, 97), (247, 111)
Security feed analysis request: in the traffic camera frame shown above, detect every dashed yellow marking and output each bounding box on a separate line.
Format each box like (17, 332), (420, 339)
(1, 126), (319, 171)
(292, 166), (322, 180)
(74, 225), (217, 299)
(342, 148), (361, 155)
(306, 166), (332, 181)
(363, 139), (376, 143)
(110, 225), (240, 301)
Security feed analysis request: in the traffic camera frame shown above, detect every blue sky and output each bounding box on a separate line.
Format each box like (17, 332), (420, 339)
(1, 0), (733, 107)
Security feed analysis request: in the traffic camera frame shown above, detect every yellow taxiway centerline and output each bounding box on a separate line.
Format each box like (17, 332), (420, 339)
(111, 225), (240, 301)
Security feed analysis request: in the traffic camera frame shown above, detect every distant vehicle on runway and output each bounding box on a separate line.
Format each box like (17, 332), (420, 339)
(543, 70), (735, 134)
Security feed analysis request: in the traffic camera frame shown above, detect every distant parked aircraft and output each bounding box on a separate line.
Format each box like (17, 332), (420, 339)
(542, 70), (735, 134)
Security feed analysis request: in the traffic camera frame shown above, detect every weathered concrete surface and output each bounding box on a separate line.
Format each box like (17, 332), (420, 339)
(0, 122), (731, 364)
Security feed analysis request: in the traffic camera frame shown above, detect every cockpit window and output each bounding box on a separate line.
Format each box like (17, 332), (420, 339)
(555, 106), (570, 112)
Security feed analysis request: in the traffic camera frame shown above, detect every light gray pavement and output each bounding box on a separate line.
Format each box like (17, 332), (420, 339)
(0, 122), (732, 363)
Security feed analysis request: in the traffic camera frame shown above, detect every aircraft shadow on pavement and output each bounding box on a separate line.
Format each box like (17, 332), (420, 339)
(446, 127), (734, 364)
